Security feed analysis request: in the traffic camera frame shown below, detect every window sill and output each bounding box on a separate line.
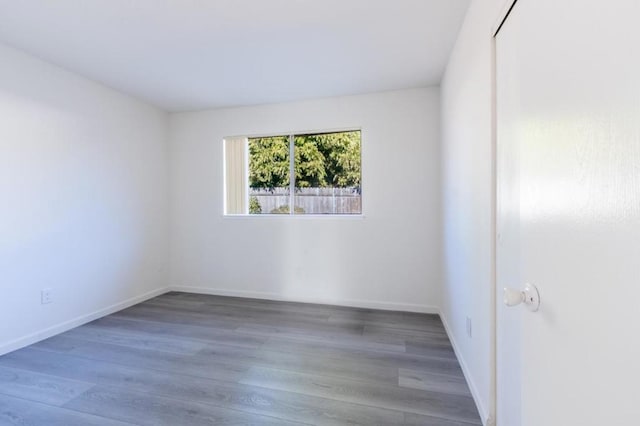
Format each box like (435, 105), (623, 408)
(222, 214), (365, 220)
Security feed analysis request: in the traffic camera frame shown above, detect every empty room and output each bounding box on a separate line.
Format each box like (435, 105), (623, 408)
(1, 0), (638, 425)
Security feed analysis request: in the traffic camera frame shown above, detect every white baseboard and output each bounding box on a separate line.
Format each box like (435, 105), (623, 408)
(439, 311), (491, 426)
(169, 285), (439, 314)
(0, 286), (170, 356)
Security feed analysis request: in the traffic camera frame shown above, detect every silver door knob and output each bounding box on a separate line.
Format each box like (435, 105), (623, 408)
(503, 284), (540, 311)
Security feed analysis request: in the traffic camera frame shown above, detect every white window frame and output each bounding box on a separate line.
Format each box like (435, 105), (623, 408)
(223, 127), (364, 218)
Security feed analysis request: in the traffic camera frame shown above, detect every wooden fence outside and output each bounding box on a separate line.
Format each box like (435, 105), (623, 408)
(249, 187), (361, 214)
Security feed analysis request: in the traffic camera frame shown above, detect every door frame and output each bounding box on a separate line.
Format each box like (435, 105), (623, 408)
(491, 1), (519, 426)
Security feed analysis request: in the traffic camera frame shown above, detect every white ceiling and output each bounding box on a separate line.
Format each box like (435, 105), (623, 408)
(0, 0), (470, 112)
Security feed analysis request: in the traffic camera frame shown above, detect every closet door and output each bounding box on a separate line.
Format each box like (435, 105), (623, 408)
(496, 1), (640, 425)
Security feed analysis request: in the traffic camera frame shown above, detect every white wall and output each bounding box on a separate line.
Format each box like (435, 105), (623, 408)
(0, 43), (170, 354)
(169, 88), (442, 312)
(440, 0), (506, 423)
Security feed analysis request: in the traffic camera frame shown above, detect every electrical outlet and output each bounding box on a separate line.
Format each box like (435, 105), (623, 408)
(466, 316), (472, 338)
(41, 288), (53, 304)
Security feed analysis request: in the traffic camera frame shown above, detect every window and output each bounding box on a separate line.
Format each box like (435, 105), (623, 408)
(224, 130), (361, 215)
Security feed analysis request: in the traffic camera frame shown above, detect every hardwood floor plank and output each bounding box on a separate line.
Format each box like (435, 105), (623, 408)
(146, 296), (332, 322)
(262, 332), (407, 353)
(61, 325), (207, 355)
(235, 323), (364, 342)
(31, 335), (249, 383)
(161, 292), (380, 317)
(238, 366), (482, 424)
(1, 348), (406, 426)
(0, 394), (134, 426)
(260, 337), (459, 371)
(112, 305), (239, 330)
(404, 412), (483, 426)
(197, 341), (403, 385)
(398, 368), (472, 396)
(90, 315), (268, 348)
(261, 336), (407, 358)
(0, 366), (94, 406)
(405, 341), (457, 359)
(327, 312), (446, 333)
(130, 302), (366, 337)
(362, 325), (453, 347)
(63, 386), (308, 426)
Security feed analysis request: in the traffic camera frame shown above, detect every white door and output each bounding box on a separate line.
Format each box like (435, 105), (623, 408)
(496, 0), (640, 425)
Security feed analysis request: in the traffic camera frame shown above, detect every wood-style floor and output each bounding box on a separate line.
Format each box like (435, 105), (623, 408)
(0, 292), (481, 425)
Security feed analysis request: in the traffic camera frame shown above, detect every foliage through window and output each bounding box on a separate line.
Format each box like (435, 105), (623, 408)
(225, 130), (361, 215)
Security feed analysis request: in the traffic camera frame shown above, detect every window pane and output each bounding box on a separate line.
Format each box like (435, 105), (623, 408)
(248, 135), (290, 214)
(293, 131), (361, 214)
